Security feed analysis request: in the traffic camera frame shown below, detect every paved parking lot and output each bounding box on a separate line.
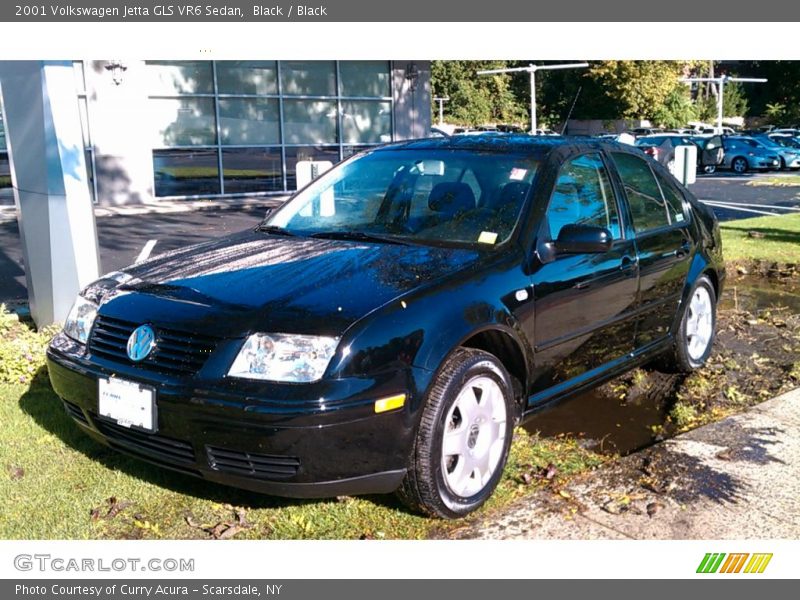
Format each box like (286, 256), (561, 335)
(1, 172), (799, 305)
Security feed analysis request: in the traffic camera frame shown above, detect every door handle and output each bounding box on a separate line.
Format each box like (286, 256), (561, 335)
(674, 241), (691, 259)
(620, 256), (638, 271)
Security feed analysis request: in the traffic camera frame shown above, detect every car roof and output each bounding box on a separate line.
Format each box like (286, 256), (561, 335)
(373, 134), (637, 158)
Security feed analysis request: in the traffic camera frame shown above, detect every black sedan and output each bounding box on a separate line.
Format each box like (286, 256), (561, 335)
(47, 136), (725, 519)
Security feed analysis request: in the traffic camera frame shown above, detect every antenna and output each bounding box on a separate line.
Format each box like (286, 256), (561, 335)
(477, 63), (589, 133)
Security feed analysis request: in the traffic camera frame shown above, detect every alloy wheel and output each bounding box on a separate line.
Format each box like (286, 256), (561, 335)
(686, 287), (714, 361)
(441, 375), (507, 497)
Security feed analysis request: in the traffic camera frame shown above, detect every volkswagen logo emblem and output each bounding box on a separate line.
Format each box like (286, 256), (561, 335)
(126, 325), (156, 362)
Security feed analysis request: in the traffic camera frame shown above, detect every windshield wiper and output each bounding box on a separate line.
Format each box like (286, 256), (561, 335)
(257, 224), (301, 237)
(309, 231), (412, 246)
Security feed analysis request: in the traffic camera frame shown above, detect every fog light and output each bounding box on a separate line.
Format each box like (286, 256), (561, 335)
(374, 394), (406, 414)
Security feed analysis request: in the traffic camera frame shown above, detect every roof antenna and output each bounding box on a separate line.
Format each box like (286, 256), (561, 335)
(561, 86), (582, 135)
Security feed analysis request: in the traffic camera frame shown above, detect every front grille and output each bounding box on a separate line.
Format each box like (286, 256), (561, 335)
(89, 315), (218, 376)
(63, 400), (89, 425)
(94, 415), (196, 466)
(206, 445), (300, 480)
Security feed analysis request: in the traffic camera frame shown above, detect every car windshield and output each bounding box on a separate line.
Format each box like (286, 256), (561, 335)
(265, 149), (539, 248)
(773, 137), (800, 149)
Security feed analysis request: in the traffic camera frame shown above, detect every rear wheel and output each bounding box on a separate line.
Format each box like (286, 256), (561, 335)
(702, 165), (716, 175)
(659, 275), (717, 372)
(397, 348), (514, 519)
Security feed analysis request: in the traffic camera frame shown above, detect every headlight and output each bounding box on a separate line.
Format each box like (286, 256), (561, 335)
(63, 296), (98, 344)
(228, 333), (339, 383)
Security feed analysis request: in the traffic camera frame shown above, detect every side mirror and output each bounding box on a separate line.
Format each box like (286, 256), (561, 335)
(555, 224), (613, 254)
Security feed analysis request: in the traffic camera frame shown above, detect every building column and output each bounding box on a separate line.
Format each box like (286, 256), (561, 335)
(0, 61), (100, 327)
(393, 61), (431, 140)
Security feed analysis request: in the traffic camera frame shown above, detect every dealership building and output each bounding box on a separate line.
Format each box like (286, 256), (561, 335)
(0, 60), (431, 205)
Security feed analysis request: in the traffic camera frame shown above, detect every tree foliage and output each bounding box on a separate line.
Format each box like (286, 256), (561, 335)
(430, 61), (528, 127)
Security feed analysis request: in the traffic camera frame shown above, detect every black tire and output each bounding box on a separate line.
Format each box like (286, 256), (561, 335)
(396, 347), (515, 519)
(731, 156), (748, 174)
(702, 165), (717, 175)
(659, 275), (717, 373)
(780, 157), (787, 170)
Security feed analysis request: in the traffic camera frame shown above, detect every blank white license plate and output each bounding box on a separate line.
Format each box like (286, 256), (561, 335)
(98, 377), (156, 432)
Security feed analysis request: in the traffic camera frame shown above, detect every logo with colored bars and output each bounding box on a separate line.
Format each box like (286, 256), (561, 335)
(697, 553), (773, 574)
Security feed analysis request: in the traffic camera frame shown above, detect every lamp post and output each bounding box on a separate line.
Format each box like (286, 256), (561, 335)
(477, 62), (589, 133)
(433, 96), (449, 127)
(680, 75), (767, 134)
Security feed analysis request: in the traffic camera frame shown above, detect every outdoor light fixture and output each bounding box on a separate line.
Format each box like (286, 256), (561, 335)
(105, 60), (127, 85)
(406, 63), (420, 92)
(680, 74), (767, 134)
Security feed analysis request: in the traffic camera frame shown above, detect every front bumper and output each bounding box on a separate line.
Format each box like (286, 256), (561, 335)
(46, 333), (428, 498)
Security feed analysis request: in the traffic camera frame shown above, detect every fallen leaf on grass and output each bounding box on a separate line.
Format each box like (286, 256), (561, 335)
(186, 506), (252, 540)
(90, 496), (132, 521)
(8, 466), (24, 480)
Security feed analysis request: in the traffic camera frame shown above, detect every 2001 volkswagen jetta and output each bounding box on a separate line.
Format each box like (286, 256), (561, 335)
(47, 135), (725, 518)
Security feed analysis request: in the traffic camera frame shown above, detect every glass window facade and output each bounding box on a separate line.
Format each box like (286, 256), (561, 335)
(0, 108), (9, 191)
(146, 60), (395, 197)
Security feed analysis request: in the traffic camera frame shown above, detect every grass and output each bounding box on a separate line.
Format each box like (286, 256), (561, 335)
(0, 308), (605, 540)
(720, 213), (800, 264)
(746, 175), (800, 187)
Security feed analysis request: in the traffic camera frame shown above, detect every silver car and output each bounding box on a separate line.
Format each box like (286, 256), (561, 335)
(721, 137), (781, 173)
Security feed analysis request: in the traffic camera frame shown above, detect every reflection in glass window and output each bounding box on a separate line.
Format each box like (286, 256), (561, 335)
(222, 148), (283, 194)
(0, 153), (10, 190)
(283, 100), (337, 145)
(339, 61), (391, 97)
(654, 172), (687, 225)
(546, 153), (620, 240)
(285, 146), (341, 190)
(341, 101), (392, 144)
(153, 149), (220, 197)
(280, 61), (336, 96)
(216, 61), (278, 95)
(146, 61), (214, 95)
(612, 152), (670, 232)
(218, 98), (280, 145)
(150, 98), (217, 147)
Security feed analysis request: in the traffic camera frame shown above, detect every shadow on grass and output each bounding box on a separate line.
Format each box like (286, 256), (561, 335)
(18, 366), (407, 515)
(719, 225), (800, 248)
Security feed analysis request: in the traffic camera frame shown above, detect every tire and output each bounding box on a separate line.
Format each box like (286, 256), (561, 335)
(659, 275), (717, 373)
(780, 157), (787, 170)
(397, 347), (515, 519)
(702, 165), (716, 175)
(731, 156), (748, 174)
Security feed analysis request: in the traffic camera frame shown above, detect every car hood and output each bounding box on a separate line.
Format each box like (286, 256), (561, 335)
(97, 229), (482, 338)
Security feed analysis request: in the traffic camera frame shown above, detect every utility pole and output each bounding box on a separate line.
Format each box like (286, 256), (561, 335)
(680, 74), (767, 134)
(477, 62), (589, 133)
(433, 96), (449, 127)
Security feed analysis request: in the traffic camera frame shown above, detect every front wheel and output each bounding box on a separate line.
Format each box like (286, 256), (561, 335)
(702, 165), (717, 175)
(659, 275), (717, 372)
(731, 156), (748, 174)
(397, 348), (515, 519)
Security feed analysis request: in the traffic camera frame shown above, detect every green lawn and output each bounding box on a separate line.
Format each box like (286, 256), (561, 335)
(720, 213), (800, 264)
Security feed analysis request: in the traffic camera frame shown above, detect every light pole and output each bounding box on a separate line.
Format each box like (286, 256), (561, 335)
(477, 62), (589, 133)
(680, 75), (767, 134)
(433, 96), (449, 127)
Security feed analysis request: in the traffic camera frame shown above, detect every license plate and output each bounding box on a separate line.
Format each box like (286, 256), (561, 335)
(98, 377), (156, 432)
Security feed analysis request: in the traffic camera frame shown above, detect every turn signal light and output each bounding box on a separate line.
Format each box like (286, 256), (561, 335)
(374, 394), (406, 414)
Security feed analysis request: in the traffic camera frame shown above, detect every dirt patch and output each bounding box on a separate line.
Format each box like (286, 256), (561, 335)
(524, 274), (800, 457)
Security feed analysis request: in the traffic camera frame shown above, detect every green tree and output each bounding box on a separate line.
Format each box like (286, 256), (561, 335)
(585, 60), (696, 124)
(430, 61), (528, 127)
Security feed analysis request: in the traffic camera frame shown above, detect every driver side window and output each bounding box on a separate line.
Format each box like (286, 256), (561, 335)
(545, 153), (621, 241)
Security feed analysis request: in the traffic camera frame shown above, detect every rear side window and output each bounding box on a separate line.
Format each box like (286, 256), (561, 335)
(612, 152), (671, 233)
(546, 153), (621, 240)
(654, 172), (687, 225)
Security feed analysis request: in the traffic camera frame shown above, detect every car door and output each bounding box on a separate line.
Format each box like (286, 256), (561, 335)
(528, 152), (639, 402)
(610, 151), (693, 349)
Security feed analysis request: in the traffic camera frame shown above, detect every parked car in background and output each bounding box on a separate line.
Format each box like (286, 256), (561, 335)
(47, 136), (725, 519)
(635, 134), (724, 175)
(752, 135), (800, 170)
(635, 135), (693, 171)
(630, 127), (662, 137)
(720, 136), (781, 173)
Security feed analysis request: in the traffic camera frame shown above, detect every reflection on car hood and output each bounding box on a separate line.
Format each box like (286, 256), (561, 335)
(101, 230), (481, 337)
